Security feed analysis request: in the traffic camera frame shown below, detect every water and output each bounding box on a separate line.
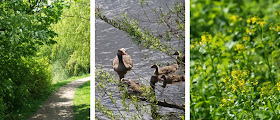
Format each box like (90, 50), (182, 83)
(95, 0), (185, 119)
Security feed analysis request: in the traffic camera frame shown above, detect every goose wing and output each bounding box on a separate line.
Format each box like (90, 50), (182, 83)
(112, 56), (119, 70)
(123, 55), (133, 70)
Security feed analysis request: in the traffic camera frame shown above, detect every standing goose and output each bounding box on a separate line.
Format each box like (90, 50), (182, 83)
(113, 48), (133, 80)
(151, 64), (178, 76)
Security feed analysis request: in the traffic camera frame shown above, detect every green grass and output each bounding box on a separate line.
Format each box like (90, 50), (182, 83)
(15, 74), (90, 120)
(73, 81), (90, 120)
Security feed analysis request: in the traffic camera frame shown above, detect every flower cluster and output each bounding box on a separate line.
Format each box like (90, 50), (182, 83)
(269, 24), (280, 32)
(200, 32), (212, 45)
(234, 44), (245, 53)
(229, 15), (242, 26)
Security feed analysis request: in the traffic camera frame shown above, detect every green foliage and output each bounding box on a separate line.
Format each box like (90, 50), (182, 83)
(49, 0), (90, 81)
(74, 81), (90, 120)
(191, 0), (280, 119)
(2, 57), (53, 119)
(96, 0), (185, 57)
(0, 0), (64, 118)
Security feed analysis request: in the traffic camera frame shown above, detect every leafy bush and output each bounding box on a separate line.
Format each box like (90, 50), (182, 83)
(191, 0), (280, 119)
(0, 57), (52, 119)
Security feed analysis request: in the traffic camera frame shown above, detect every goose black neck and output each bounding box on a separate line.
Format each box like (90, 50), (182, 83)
(155, 66), (159, 75)
(117, 54), (123, 62)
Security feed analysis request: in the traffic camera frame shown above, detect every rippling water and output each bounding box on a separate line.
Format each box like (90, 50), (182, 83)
(95, 0), (185, 119)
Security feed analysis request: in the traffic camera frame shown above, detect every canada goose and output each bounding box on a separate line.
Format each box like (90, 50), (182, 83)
(151, 64), (178, 76)
(113, 48), (133, 80)
(173, 51), (185, 64)
(121, 78), (142, 94)
(161, 75), (185, 88)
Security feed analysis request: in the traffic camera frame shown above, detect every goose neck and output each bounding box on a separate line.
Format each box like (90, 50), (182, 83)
(117, 54), (123, 62)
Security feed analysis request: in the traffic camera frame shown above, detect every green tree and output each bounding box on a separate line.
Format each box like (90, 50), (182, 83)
(0, 0), (64, 118)
(49, 0), (90, 81)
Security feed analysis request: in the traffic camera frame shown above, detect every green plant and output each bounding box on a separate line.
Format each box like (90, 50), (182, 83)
(191, 0), (280, 119)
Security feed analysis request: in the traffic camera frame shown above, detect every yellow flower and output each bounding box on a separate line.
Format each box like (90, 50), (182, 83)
(275, 12), (278, 16)
(253, 81), (258, 86)
(200, 35), (207, 45)
(241, 89), (245, 93)
(232, 70), (241, 79)
(246, 28), (253, 35)
(242, 71), (248, 77)
(229, 15), (241, 25)
(275, 26), (280, 32)
(251, 16), (258, 24)
(243, 36), (250, 41)
(246, 18), (251, 24)
(230, 99), (234, 103)
(200, 33), (212, 45)
(191, 45), (195, 49)
(221, 78), (227, 83)
(229, 15), (238, 22)
(222, 98), (227, 104)
(277, 82), (280, 91)
(234, 44), (245, 53)
(232, 85), (237, 91)
(238, 79), (245, 87)
(258, 21), (266, 27)
(201, 35), (206, 41)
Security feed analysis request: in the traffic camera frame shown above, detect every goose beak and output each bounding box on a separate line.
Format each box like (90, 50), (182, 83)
(158, 78), (163, 81)
(122, 52), (127, 55)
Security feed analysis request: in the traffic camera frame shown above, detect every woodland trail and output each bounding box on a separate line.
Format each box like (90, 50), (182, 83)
(29, 77), (90, 120)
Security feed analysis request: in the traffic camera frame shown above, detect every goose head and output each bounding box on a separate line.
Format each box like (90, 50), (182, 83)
(117, 48), (127, 56)
(173, 51), (180, 55)
(151, 64), (158, 69)
(161, 75), (166, 80)
(121, 78), (131, 85)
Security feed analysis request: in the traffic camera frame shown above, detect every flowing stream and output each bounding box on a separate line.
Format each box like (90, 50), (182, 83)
(95, 0), (185, 119)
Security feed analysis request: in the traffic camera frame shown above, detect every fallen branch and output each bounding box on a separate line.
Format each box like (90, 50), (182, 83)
(138, 96), (185, 111)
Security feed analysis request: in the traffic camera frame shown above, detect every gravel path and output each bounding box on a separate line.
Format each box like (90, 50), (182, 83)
(29, 77), (90, 120)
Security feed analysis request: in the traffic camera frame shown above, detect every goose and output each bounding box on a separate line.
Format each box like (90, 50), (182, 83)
(173, 51), (185, 64)
(161, 75), (185, 88)
(113, 48), (133, 80)
(150, 75), (163, 90)
(151, 64), (178, 76)
(121, 78), (142, 94)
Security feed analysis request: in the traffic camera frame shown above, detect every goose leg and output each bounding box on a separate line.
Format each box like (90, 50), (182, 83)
(118, 73), (125, 81)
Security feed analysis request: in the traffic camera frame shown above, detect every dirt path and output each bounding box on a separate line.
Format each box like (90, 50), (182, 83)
(29, 77), (91, 120)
